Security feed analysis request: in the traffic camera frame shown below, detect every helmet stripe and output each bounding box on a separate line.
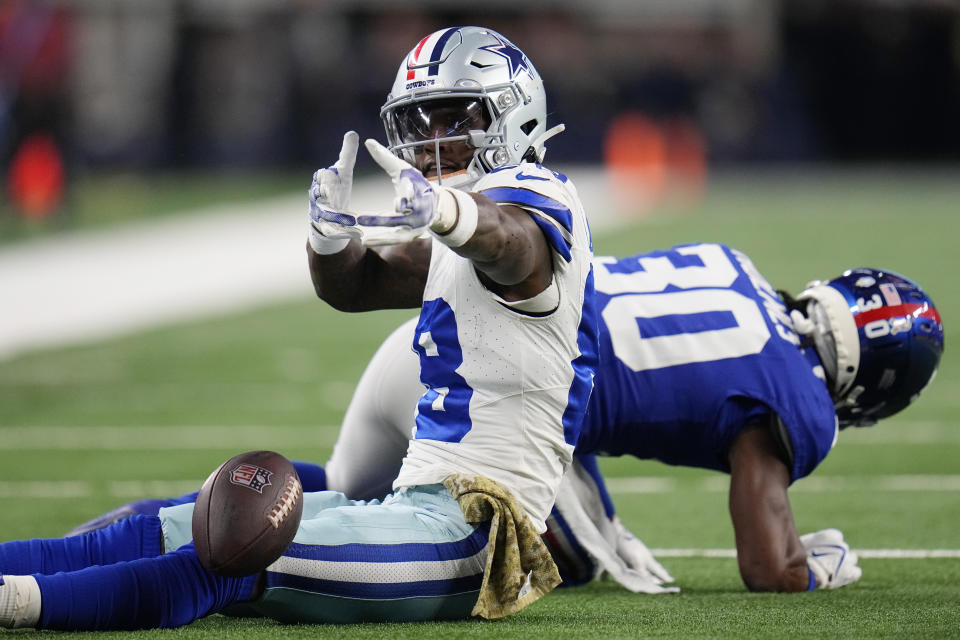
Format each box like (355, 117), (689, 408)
(427, 27), (459, 76)
(854, 302), (941, 328)
(406, 35), (431, 80)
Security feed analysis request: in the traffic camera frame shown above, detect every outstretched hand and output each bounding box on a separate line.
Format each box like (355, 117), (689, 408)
(309, 131), (362, 241)
(308, 136), (451, 247)
(359, 139), (439, 232)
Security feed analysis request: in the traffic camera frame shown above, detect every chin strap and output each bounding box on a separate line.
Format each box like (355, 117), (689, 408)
(791, 302), (840, 397)
(789, 308), (817, 336)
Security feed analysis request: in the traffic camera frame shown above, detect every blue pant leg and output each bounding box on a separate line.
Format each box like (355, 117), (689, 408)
(66, 461), (325, 537)
(291, 460), (327, 491)
(254, 486), (488, 623)
(0, 514), (163, 575)
(35, 543), (259, 630)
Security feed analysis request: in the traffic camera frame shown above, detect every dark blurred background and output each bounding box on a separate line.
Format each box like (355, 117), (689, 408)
(2, 0), (960, 222)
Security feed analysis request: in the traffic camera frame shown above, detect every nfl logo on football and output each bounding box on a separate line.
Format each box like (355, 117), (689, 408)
(229, 463), (273, 493)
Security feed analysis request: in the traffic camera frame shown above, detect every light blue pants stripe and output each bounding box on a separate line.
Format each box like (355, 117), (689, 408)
(159, 484), (488, 623)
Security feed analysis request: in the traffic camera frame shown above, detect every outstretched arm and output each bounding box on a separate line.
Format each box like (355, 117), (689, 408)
(727, 422), (810, 592)
(308, 239), (431, 312)
(306, 131), (431, 311)
(358, 139), (554, 303)
(446, 192), (553, 302)
(307, 190), (551, 311)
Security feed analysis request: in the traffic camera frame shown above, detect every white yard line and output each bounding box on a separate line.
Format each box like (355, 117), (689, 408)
(651, 549), (960, 559)
(2, 419), (954, 450)
(4, 474), (960, 498)
(603, 474), (960, 493)
(1, 480), (957, 559)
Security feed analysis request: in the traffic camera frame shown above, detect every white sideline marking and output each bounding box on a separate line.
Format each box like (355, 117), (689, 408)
(0, 481), (955, 561)
(0, 194), (313, 361)
(652, 549), (960, 559)
(0, 168), (622, 362)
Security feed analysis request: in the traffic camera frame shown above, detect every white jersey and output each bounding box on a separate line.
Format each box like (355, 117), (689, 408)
(392, 162), (599, 532)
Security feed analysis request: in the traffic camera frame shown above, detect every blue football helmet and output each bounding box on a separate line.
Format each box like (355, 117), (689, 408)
(380, 26), (564, 189)
(797, 268), (944, 427)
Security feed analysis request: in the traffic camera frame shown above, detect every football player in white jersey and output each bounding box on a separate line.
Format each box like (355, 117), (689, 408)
(0, 27), (598, 630)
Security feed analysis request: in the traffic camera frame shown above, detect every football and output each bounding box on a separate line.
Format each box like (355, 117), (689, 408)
(192, 450), (303, 577)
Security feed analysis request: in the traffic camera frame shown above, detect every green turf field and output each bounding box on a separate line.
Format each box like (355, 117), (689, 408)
(1, 170), (959, 638)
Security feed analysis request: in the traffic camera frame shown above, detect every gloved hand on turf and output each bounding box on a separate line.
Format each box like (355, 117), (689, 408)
(800, 528), (862, 589)
(612, 516), (675, 584)
(308, 131), (361, 253)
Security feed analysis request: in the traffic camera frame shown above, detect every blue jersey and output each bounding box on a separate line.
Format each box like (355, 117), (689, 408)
(578, 243), (837, 482)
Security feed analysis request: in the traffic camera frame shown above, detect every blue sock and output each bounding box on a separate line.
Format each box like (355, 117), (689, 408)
(0, 514), (163, 575)
(292, 460), (327, 491)
(35, 543), (259, 630)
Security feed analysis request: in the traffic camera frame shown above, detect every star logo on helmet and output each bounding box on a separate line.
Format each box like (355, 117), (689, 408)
(479, 36), (530, 79)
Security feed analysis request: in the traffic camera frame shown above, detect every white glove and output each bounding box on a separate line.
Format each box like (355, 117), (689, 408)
(361, 139), (477, 247)
(361, 138), (440, 229)
(800, 528), (862, 589)
(308, 131), (360, 252)
(612, 516), (675, 584)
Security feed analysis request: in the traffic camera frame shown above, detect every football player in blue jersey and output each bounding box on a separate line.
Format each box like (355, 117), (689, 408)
(548, 246), (942, 592)
(61, 244), (944, 597)
(0, 26), (600, 629)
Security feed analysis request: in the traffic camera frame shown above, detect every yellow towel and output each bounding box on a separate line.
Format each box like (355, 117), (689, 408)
(442, 473), (562, 620)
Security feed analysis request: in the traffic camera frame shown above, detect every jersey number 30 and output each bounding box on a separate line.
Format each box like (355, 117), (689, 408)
(594, 244), (771, 371)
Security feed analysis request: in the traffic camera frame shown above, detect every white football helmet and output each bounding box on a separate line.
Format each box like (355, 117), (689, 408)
(380, 26), (564, 189)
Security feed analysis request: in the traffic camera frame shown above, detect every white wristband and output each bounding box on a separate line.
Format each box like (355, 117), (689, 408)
(308, 226), (350, 255)
(430, 187), (478, 248)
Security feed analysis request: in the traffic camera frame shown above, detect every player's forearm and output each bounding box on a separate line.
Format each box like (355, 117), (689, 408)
(306, 241), (426, 311)
(451, 194), (551, 293)
(728, 423), (810, 592)
(731, 481), (809, 592)
(735, 537), (810, 592)
(307, 240), (366, 311)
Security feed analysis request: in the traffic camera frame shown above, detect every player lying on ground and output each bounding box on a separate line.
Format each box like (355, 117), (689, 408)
(66, 244), (945, 594)
(0, 26), (600, 630)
